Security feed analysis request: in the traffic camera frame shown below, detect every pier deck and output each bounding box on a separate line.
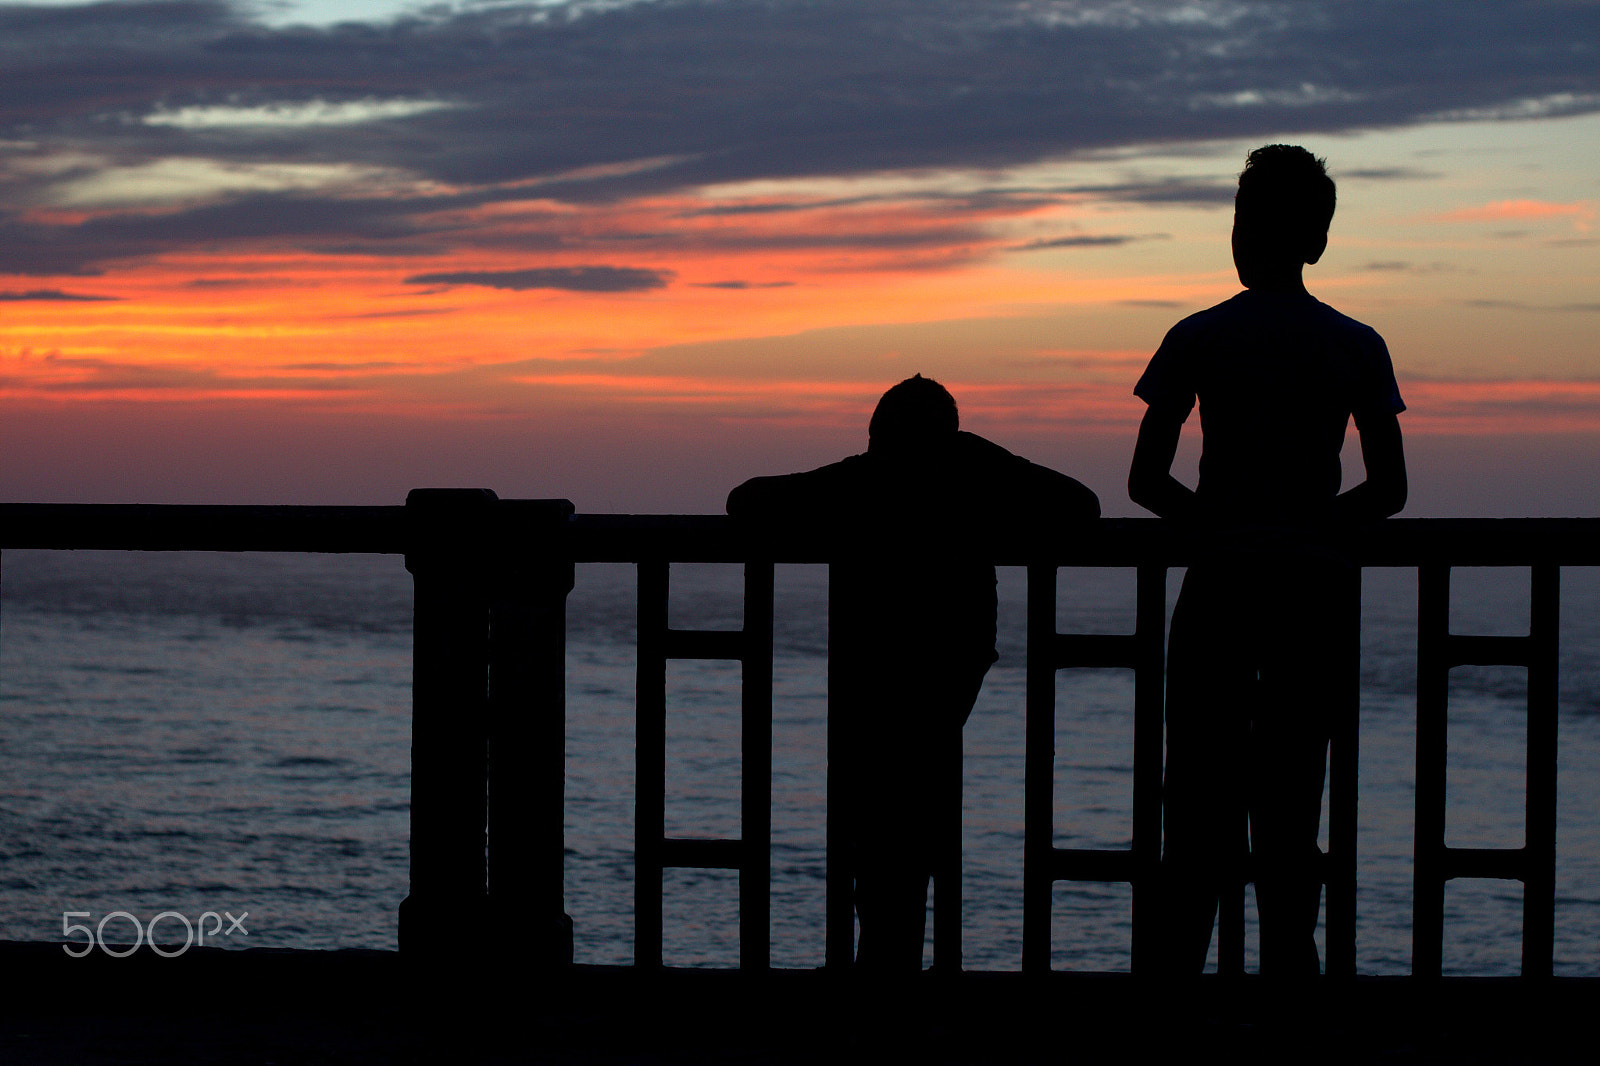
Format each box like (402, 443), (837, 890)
(1, 942), (1593, 1065)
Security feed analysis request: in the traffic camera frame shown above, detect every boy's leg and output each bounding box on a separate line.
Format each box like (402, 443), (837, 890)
(849, 710), (929, 974)
(853, 844), (932, 972)
(851, 663), (984, 973)
(1250, 561), (1354, 976)
(1248, 703), (1329, 976)
(1158, 566), (1253, 973)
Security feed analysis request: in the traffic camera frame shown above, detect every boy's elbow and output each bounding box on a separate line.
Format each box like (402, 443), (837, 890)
(1369, 450), (1408, 518)
(1380, 472), (1408, 518)
(1127, 468), (1160, 516)
(1126, 474), (1148, 514)
(725, 479), (763, 515)
(1066, 478), (1101, 519)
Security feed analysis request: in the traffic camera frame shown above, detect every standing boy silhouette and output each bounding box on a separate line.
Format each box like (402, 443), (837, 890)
(730, 375), (1099, 971)
(1128, 145), (1407, 975)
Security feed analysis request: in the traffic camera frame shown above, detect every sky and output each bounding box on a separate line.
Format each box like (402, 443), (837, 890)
(1, 0), (1596, 516)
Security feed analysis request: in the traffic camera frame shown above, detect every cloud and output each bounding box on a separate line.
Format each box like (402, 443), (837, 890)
(1460, 299), (1600, 314)
(1435, 200), (1597, 224)
(47, 159), (399, 209)
(1360, 261), (1467, 275)
(1014, 233), (1169, 251)
(1398, 376), (1600, 433)
(0, 288), (118, 301)
(1, 0), (1597, 275)
(1435, 200), (1600, 247)
(5, 352), (362, 396)
(1341, 166), (1443, 182)
(143, 98), (457, 129)
(404, 266), (674, 292)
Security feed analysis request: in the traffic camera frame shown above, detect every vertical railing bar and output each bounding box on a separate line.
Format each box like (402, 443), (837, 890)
(1413, 563), (1450, 977)
(1524, 563), (1559, 977)
(634, 559), (668, 969)
(933, 700), (964, 972)
(1325, 564), (1361, 977)
(824, 563), (854, 970)
(1130, 564), (1166, 973)
(1022, 562), (1057, 973)
(741, 558), (775, 972)
(1213, 559), (1244, 975)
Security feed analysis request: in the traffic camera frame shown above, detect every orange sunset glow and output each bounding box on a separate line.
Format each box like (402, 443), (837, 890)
(3, 1), (1597, 516)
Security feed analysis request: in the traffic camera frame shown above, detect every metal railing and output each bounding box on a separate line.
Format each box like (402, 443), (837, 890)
(3, 496), (1596, 976)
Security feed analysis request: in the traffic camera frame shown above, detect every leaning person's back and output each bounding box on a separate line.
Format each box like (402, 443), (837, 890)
(730, 425), (1098, 669)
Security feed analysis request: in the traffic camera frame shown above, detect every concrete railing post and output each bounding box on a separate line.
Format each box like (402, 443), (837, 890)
(488, 499), (576, 967)
(400, 488), (498, 956)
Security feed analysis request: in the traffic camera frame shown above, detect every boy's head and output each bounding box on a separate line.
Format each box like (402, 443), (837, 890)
(1233, 144), (1336, 283)
(868, 374), (959, 452)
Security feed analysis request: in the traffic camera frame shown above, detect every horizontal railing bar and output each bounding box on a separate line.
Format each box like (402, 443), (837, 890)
(1441, 847), (1531, 881)
(661, 630), (748, 661)
(0, 503), (409, 554)
(566, 516), (1600, 567)
(1048, 848), (1140, 883)
(1054, 634), (1139, 670)
(5, 506), (1599, 568)
(660, 838), (745, 870)
(1446, 635), (1535, 668)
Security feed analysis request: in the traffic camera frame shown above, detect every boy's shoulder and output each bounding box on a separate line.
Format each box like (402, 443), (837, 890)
(1297, 291), (1385, 340)
(1170, 289), (1385, 346)
(950, 430), (1018, 461)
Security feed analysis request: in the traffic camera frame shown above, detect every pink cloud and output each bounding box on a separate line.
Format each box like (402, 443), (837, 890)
(1434, 199), (1596, 227)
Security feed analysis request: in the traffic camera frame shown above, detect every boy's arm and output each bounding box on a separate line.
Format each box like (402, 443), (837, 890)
(726, 473), (795, 517)
(958, 432), (1100, 520)
(1128, 406), (1199, 520)
(726, 456), (863, 517)
(1335, 410), (1407, 520)
(1034, 463), (1101, 520)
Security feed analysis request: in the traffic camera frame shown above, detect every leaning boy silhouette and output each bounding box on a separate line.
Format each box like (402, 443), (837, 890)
(1129, 145), (1408, 975)
(729, 375), (1099, 971)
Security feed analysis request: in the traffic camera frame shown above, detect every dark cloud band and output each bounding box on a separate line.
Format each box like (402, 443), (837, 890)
(1, 0), (1596, 276)
(405, 266), (674, 292)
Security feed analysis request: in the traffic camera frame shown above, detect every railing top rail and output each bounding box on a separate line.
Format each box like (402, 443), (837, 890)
(0, 503), (410, 554)
(3, 501), (1597, 567)
(568, 514), (1600, 568)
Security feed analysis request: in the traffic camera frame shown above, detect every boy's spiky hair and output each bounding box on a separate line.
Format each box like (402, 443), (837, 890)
(1236, 144), (1337, 244)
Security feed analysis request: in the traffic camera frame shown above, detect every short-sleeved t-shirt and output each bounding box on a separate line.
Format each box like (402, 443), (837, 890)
(1134, 288), (1405, 524)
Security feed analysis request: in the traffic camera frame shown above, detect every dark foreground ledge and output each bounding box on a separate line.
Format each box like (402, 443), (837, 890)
(0, 942), (1594, 1065)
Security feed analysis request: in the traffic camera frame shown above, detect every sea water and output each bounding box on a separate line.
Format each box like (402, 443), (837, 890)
(1, 548), (1597, 976)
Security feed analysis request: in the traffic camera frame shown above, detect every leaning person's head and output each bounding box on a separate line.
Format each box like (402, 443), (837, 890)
(1233, 144), (1336, 272)
(868, 374), (959, 452)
